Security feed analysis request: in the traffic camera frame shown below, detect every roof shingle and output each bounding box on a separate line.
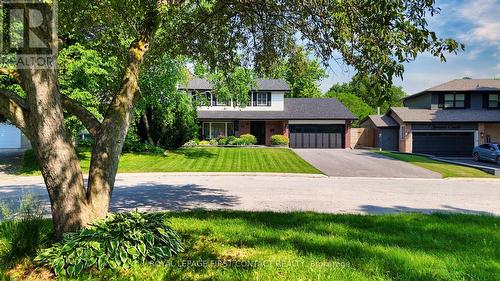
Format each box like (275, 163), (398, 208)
(179, 78), (290, 91)
(390, 107), (500, 123)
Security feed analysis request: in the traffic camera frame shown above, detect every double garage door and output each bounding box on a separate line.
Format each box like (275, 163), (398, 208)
(289, 124), (344, 148)
(412, 132), (474, 157)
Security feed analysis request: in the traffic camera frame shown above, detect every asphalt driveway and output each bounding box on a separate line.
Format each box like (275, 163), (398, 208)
(293, 149), (441, 178)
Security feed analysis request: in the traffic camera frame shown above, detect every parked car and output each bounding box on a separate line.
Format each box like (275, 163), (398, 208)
(473, 143), (500, 165)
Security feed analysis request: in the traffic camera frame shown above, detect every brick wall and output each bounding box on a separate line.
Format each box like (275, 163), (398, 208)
(265, 121), (286, 145)
(238, 120), (251, 136)
(482, 123), (500, 143)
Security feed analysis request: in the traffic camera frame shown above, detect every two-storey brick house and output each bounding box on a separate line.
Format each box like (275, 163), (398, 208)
(179, 78), (356, 148)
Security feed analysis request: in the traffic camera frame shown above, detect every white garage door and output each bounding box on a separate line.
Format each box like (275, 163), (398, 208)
(0, 124), (21, 149)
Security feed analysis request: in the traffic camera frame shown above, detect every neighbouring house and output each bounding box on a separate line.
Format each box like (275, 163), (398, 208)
(179, 78), (356, 148)
(360, 78), (500, 156)
(0, 122), (31, 149)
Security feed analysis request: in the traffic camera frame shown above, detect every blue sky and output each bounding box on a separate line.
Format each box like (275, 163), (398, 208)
(320, 0), (500, 95)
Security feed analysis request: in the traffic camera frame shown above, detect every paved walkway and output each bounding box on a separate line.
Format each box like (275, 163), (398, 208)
(293, 149), (441, 178)
(1, 173), (499, 216)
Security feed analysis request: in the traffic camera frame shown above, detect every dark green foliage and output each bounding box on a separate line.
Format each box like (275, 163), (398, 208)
(327, 91), (375, 127)
(58, 44), (119, 138)
(217, 136), (229, 146)
(0, 194), (50, 265)
(123, 128), (165, 154)
(35, 212), (183, 277)
(136, 56), (198, 149)
(270, 135), (289, 146)
(327, 74), (406, 114)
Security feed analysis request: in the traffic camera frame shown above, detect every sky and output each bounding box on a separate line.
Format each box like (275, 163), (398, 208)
(319, 0), (500, 95)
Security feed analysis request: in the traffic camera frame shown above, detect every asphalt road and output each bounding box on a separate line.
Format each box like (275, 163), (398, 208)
(293, 149), (441, 178)
(1, 173), (498, 216)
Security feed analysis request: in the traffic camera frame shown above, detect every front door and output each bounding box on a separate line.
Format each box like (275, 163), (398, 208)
(250, 121), (266, 145)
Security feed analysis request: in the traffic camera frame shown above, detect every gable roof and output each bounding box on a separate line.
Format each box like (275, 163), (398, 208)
(403, 79), (500, 101)
(197, 98), (356, 120)
(389, 107), (500, 123)
(179, 78), (291, 91)
(362, 115), (399, 127)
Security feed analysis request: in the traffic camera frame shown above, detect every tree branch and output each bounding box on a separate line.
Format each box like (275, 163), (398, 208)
(60, 95), (101, 138)
(0, 89), (29, 134)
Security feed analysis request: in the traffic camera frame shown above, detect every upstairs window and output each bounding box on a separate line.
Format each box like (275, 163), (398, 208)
(443, 93), (466, 109)
(488, 94), (499, 109)
(250, 92), (271, 106)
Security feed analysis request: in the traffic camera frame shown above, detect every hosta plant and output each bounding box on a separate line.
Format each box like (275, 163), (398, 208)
(35, 211), (183, 277)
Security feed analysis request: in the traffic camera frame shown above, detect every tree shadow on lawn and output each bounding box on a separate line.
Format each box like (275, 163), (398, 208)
(165, 210), (500, 280)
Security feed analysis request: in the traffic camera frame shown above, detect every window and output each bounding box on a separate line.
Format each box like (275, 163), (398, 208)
(400, 126), (405, 140)
(250, 92), (271, 107)
(202, 122), (235, 139)
(212, 95), (230, 106)
(488, 94), (499, 109)
(256, 92), (268, 106)
(443, 93), (466, 109)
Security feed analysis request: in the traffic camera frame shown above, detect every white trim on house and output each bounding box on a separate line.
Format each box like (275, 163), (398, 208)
(197, 92), (285, 111)
(288, 120), (346, 125)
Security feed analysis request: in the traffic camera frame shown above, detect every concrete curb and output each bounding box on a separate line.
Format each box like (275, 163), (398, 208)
(117, 172), (328, 178)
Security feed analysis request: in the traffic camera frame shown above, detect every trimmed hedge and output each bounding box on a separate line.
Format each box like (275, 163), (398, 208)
(270, 134), (289, 146)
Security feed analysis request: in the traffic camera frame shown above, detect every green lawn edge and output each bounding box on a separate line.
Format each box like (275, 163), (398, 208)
(18, 147), (322, 176)
(2, 211), (499, 280)
(374, 151), (494, 178)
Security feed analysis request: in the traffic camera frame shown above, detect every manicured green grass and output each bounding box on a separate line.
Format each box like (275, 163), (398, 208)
(19, 147), (321, 175)
(375, 151), (494, 178)
(1, 211), (499, 280)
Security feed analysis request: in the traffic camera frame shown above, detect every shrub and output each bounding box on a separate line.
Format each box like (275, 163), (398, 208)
(217, 136), (228, 146)
(239, 134), (257, 145)
(209, 139), (218, 146)
(183, 140), (198, 147)
(35, 211), (183, 277)
(77, 138), (94, 148)
(0, 193), (49, 264)
(198, 140), (210, 146)
(270, 135), (289, 146)
(227, 136), (237, 143)
(229, 138), (244, 145)
(123, 131), (165, 154)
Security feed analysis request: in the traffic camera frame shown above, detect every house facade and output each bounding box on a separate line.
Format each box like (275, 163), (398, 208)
(180, 78), (356, 148)
(361, 78), (500, 156)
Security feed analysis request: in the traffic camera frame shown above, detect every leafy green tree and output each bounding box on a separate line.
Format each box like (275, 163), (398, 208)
(269, 46), (327, 97)
(136, 55), (197, 149)
(0, 0), (462, 236)
(58, 44), (119, 138)
(326, 89), (375, 127)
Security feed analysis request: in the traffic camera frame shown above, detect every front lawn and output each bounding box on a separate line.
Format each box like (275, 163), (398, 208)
(19, 147), (321, 175)
(375, 151), (494, 178)
(1, 211), (499, 280)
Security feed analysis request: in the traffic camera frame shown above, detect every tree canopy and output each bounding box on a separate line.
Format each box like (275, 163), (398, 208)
(0, 0), (462, 236)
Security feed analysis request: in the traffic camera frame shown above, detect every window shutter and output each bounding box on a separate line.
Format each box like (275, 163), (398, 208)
(465, 93), (471, 108)
(267, 92), (271, 106)
(253, 92), (257, 106)
(483, 93), (489, 109)
(438, 94), (444, 109)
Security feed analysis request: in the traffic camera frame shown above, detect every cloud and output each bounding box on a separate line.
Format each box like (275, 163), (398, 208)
(457, 0), (500, 44)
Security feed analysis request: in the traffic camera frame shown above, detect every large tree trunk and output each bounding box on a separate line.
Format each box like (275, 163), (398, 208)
(0, 6), (158, 238)
(85, 22), (156, 220)
(18, 67), (90, 238)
